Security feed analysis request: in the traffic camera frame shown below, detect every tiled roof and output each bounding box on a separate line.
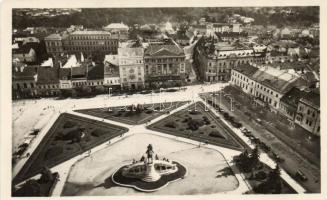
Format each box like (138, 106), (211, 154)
(300, 89), (320, 109)
(280, 87), (308, 108)
(233, 64), (258, 77)
(88, 65), (104, 80)
(251, 66), (302, 94)
(37, 67), (59, 84)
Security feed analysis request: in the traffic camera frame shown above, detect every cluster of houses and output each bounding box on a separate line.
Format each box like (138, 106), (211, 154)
(12, 36), (189, 98)
(12, 18), (320, 136)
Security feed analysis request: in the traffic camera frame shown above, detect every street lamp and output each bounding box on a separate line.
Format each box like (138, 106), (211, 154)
(108, 87), (112, 111)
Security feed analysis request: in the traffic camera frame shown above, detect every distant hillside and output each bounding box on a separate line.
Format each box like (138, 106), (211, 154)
(13, 7), (319, 29)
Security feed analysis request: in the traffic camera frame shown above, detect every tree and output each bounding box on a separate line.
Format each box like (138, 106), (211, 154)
(22, 179), (41, 196)
(39, 166), (53, 183)
(250, 145), (260, 166)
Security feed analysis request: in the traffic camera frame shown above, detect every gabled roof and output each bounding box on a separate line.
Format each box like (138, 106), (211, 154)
(104, 23), (129, 30)
(144, 44), (184, 57)
(44, 33), (62, 40)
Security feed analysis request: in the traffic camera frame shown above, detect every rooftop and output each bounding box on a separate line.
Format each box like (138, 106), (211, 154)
(36, 67), (59, 84)
(280, 87), (308, 109)
(300, 89), (320, 109)
(71, 30), (111, 35)
(233, 64), (258, 77)
(252, 66), (301, 93)
(44, 33), (62, 40)
(104, 23), (129, 30)
(144, 44), (184, 56)
(13, 66), (38, 81)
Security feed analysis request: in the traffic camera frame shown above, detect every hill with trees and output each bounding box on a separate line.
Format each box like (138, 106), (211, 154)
(13, 7), (319, 29)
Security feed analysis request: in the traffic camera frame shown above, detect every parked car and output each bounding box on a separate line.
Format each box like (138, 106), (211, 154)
(295, 170), (308, 181)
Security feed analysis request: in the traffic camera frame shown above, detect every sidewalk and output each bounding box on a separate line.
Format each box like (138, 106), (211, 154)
(198, 98), (306, 194)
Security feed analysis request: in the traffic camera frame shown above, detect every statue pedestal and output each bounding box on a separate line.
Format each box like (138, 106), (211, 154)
(142, 163), (161, 182)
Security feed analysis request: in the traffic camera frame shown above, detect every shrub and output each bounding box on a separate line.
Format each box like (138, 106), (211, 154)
(202, 116), (211, 125)
(187, 119), (204, 131)
(208, 131), (225, 139)
(44, 146), (63, 160)
(61, 129), (82, 142)
(164, 121), (177, 128)
(255, 171), (267, 180)
(91, 129), (104, 137)
(63, 121), (76, 129)
(189, 110), (199, 115)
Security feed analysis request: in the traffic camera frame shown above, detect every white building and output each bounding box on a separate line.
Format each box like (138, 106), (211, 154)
(103, 23), (129, 34)
(118, 42), (145, 89)
(231, 64), (304, 111)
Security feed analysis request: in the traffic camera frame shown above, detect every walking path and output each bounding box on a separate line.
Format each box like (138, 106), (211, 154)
(12, 82), (305, 195)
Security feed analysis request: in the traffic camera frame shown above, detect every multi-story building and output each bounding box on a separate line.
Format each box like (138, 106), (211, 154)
(63, 30), (121, 55)
(144, 42), (186, 87)
(35, 66), (61, 96)
(103, 54), (121, 88)
(118, 42), (145, 89)
(231, 64), (305, 111)
(44, 33), (65, 56)
(194, 40), (255, 82)
(295, 90), (320, 136)
(279, 87), (309, 123)
(45, 30), (128, 56)
(12, 65), (38, 99)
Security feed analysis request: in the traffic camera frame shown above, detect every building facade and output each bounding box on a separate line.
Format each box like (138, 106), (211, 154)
(144, 44), (186, 87)
(195, 40), (255, 82)
(118, 43), (145, 89)
(295, 91), (320, 136)
(45, 30), (127, 56)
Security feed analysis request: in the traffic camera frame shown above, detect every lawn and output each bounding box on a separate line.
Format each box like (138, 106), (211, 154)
(75, 101), (189, 125)
(13, 113), (128, 185)
(147, 102), (247, 151)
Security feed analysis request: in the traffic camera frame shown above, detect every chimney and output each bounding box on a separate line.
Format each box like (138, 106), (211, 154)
(59, 61), (62, 68)
(20, 65), (24, 72)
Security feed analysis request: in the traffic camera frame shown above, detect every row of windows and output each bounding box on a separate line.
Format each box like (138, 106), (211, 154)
(16, 83), (58, 90)
(298, 105), (317, 118)
(232, 72), (279, 98)
(218, 52), (254, 57)
(144, 58), (184, 63)
(208, 59), (252, 67)
(72, 81), (103, 86)
(64, 46), (116, 51)
(67, 40), (118, 46)
(70, 35), (113, 40)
